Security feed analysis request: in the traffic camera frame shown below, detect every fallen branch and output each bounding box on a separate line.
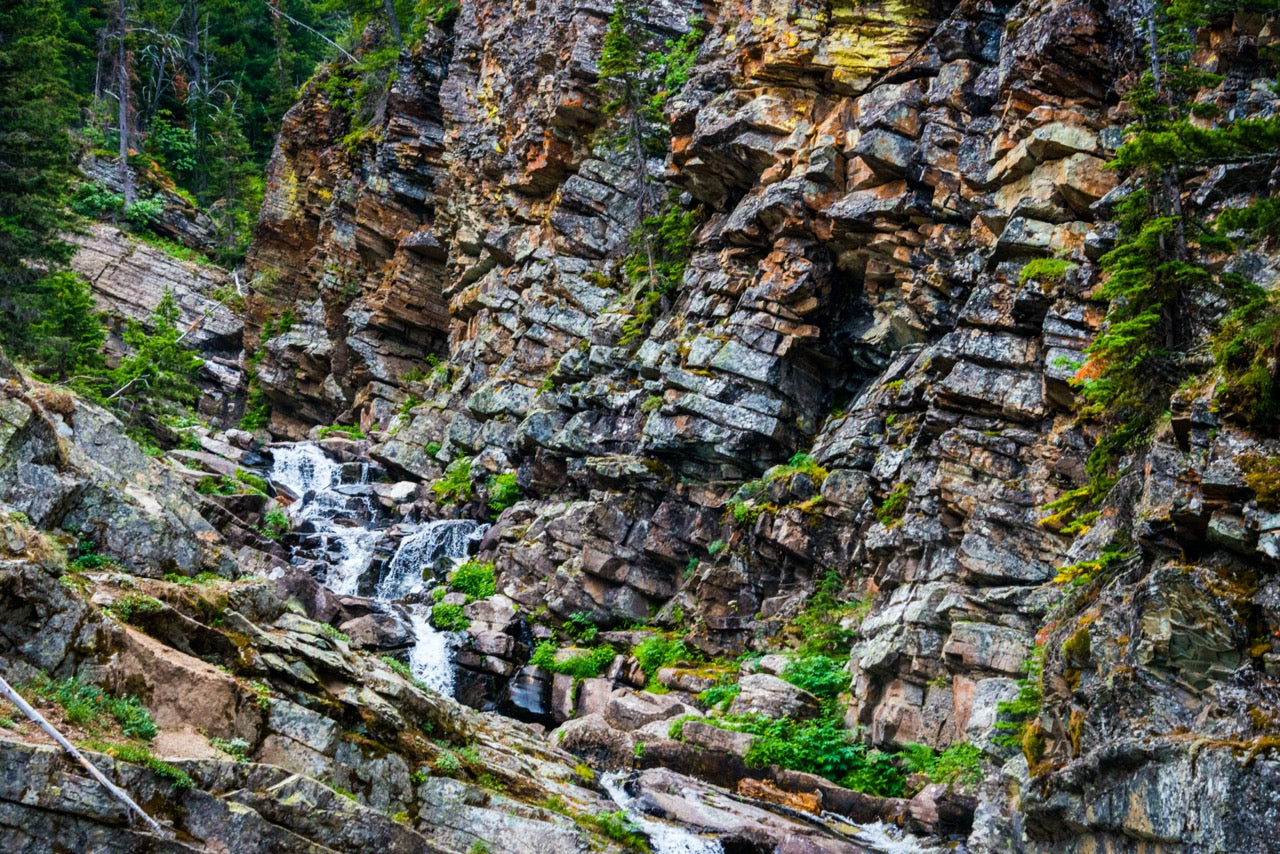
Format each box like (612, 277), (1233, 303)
(0, 675), (168, 837)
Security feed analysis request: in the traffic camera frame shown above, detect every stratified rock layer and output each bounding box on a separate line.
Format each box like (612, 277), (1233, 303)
(238, 1), (1280, 850)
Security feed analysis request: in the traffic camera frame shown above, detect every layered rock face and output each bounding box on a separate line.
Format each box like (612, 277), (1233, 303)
(243, 0), (1280, 850)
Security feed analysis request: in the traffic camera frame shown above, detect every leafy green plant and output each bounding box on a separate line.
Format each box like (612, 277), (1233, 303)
(106, 592), (165, 623)
(27, 676), (157, 741)
(260, 508), (290, 541)
(431, 603), (470, 632)
(530, 641), (615, 680)
(781, 655), (847, 703)
(696, 680), (741, 712)
(633, 635), (689, 678)
(898, 742), (984, 787)
(210, 736), (251, 761)
(486, 472), (519, 514)
(565, 611), (599, 643)
(874, 481), (911, 527)
(450, 561), (496, 601)
(432, 457), (473, 504)
(702, 714), (905, 797)
(434, 750), (461, 775)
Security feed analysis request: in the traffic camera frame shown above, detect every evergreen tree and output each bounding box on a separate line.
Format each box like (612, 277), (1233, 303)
(31, 271), (106, 379)
(0, 0), (78, 356)
(1073, 0), (1280, 496)
(104, 288), (204, 430)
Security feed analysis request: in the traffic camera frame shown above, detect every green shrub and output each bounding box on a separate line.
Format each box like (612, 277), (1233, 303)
(789, 570), (865, 657)
(434, 750), (461, 775)
(486, 472), (519, 514)
(898, 741), (984, 787)
(260, 508), (290, 540)
(107, 592), (164, 623)
(696, 680), (740, 712)
(994, 646), (1045, 747)
(764, 452), (829, 485)
(432, 457), (473, 504)
(124, 196), (165, 231)
(210, 736), (251, 761)
(707, 714), (905, 797)
(633, 635), (689, 678)
(565, 611), (598, 643)
(781, 655), (847, 703)
(450, 561), (496, 601)
(70, 181), (124, 218)
(431, 603), (470, 632)
(874, 481), (911, 527)
(529, 641), (615, 680)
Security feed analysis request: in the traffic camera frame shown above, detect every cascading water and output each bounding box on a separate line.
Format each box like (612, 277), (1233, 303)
(269, 442), (485, 697)
(270, 443), (379, 596)
(600, 773), (722, 854)
(383, 519), (486, 695)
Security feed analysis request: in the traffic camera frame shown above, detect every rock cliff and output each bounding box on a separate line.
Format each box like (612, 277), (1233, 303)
(6, 0), (1280, 851)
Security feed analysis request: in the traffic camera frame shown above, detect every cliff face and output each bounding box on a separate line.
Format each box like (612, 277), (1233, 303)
(244, 1), (1280, 849)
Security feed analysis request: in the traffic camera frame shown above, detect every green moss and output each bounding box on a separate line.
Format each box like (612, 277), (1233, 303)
(1061, 627), (1091, 665)
(1239, 454), (1280, 510)
(874, 481), (911, 527)
(1017, 258), (1076, 286)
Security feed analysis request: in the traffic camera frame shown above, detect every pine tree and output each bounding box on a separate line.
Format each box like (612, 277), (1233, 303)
(0, 0), (93, 363)
(105, 288), (204, 429)
(30, 272), (106, 379)
(1075, 0), (1280, 493)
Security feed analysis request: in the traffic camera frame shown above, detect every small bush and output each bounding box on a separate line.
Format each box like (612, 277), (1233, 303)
(431, 603), (470, 632)
(530, 641), (615, 680)
(486, 472), (519, 514)
(124, 196), (165, 231)
(633, 635), (689, 678)
(434, 750), (461, 775)
(107, 592), (165, 623)
(28, 677), (157, 741)
(432, 457), (473, 504)
(781, 655), (847, 703)
(210, 736), (251, 761)
(450, 561), (496, 601)
(565, 611), (598, 643)
(260, 508), (290, 540)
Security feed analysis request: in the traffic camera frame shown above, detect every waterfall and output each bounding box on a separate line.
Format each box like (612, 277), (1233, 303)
(269, 443), (487, 698)
(600, 773), (722, 854)
(384, 519), (487, 695)
(376, 519), (486, 600)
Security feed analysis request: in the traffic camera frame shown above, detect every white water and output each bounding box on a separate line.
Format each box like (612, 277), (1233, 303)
(269, 443), (484, 697)
(601, 773), (722, 854)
